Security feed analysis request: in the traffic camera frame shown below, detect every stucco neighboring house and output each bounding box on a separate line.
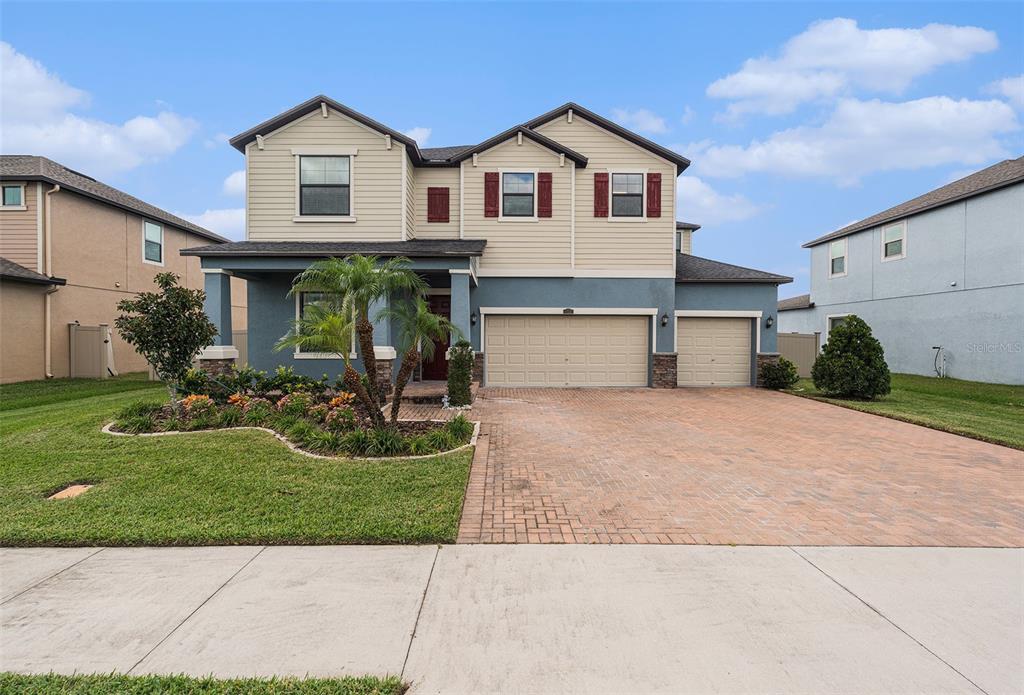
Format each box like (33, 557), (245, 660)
(0, 156), (247, 383)
(184, 96), (790, 388)
(778, 156), (1024, 385)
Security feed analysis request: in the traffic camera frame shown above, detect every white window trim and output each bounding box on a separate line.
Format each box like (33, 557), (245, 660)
(673, 310), (763, 353)
(293, 150), (357, 221)
(293, 292), (357, 360)
(828, 238), (848, 278)
(880, 220), (907, 262)
(478, 307), (660, 359)
(607, 169), (648, 222)
(498, 169), (539, 222)
(142, 220), (164, 266)
(1, 183), (27, 211)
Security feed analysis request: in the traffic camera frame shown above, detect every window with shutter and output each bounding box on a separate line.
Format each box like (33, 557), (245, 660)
(538, 172), (552, 218)
(427, 187), (449, 223)
(484, 172), (499, 217)
(594, 173), (609, 217)
(646, 173), (661, 218)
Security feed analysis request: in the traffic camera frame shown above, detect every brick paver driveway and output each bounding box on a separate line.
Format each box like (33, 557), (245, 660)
(457, 388), (1024, 546)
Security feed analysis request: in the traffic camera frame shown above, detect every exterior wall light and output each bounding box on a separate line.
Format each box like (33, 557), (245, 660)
(660, 313), (669, 327)
(470, 312), (478, 326)
(765, 315), (775, 328)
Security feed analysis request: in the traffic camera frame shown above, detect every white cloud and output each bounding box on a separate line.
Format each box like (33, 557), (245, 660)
(403, 127), (431, 145)
(984, 74), (1024, 110)
(222, 170), (245, 196)
(676, 176), (764, 225)
(0, 42), (197, 175)
(680, 106), (696, 125)
(611, 108), (669, 135)
(204, 132), (230, 149)
(707, 18), (998, 119)
(693, 97), (1018, 184)
(176, 208), (245, 240)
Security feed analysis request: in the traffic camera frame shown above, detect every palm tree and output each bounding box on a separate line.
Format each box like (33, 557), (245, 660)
(376, 296), (462, 423)
(290, 255), (426, 408)
(272, 298), (382, 426)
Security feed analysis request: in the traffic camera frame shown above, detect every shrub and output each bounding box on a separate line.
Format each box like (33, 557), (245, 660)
(179, 368), (211, 397)
(427, 428), (458, 452)
(241, 397), (273, 425)
(324, 406), (356, 433)
(275, 391), (313, 417)
(341, 429), (373, 457)
(118, 414), (157, 434)
(305, 429), (345, 454)
(447, 340), (474, 407)
(446, 414), (474, 442)
(367, 427), (407, 457)
(181, 394), (216, 418)
(811, 315), (891, 399)
(406, 435), (437, 456)
(759, 357), (799, 390)
(285, 419), (316, 444)
(117, 401), (164, 419)
(308, 403), (330, 423)
(218, 406), (242, 428)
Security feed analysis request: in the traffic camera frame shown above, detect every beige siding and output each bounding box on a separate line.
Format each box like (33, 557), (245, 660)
(463, 138), (572, 272)
(679, 229), (693, 255)
(247, 108), (404, 241)
(536, 116), (675, 276)
(403, 148), (416, 239)
(413, 167), (460, 239)
(0, 182), (40, 271)
(0, 280), (47, 383)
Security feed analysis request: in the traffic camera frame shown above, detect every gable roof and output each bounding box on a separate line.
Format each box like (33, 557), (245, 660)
(675, 253), (792, 284)
(804, 156), (1024, 248)
(0, 257), (66, 285)
(0, 156), (227, 243)
(524, 102), (691, 173)
(777, 294), (813, 311)
(446, 126), (588, 167)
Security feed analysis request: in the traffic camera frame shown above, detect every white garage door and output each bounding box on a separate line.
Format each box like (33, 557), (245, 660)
(677, 317), (752, 386)
(485, 315), (648, 387)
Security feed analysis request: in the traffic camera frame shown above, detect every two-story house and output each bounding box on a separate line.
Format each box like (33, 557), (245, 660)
(184, 96), (790, 388)
(0, 156), (246, 383)
(779, 156), (1023, 385)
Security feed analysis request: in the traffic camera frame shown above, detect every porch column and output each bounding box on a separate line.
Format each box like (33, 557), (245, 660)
(198, 269), (238, 375)
(368, 295), (395, 395)
(450, 270), (471, 343)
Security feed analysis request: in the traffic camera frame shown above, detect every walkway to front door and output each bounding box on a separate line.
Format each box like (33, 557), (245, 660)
(457, 388), (1024, 546)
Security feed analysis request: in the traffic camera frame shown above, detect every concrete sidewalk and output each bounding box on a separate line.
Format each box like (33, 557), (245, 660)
(1, 545), (1020, 694)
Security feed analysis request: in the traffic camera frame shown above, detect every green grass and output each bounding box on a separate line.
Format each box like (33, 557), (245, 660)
(0, 672), (405, 694)
(0, 372), (158, 411)
(789, 373), (1024, 450)
(0, 379), (472, 546)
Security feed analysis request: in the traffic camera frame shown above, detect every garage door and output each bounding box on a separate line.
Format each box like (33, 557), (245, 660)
(676, 317), (752, 386)
(485, 315), (648, 387)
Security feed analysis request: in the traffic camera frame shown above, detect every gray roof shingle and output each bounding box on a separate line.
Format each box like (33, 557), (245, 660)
(804, 156), (1024, 248)
(420, 145), (474, 161)
(0, 257), (66, 285)
(181, 239), (488, 258)
(676, 221), (701, 231)
(0, 156), (227, 243)
(777, 294), (813, 311)
(676, 253), (792, 284)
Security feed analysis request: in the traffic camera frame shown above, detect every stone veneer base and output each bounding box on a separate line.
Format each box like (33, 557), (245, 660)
(651, 353), (678, 388)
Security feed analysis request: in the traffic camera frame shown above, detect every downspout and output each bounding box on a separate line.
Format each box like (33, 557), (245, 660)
(44, 184), (60, 378)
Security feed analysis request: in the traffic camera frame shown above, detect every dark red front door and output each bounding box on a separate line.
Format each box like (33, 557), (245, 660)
(421, 294), (451, 380)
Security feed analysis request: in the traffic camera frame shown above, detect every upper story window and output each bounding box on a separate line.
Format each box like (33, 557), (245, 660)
(611, 173), (643, 217)
(143, 221), (163, 264)
(300, 156), (350, 216)
(829, 238), (847, 278)
(1, 184), (25, 209)
(882, 222), (906, 261)
(502, 172), (535, 217)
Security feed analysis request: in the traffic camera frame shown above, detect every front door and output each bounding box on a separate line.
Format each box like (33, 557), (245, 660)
(421, 294), (451, 380)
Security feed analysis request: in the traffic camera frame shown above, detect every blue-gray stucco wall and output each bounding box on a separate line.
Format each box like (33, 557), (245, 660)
(675, 283), (781, 353)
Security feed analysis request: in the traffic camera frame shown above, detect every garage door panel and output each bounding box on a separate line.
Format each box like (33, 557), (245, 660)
(486, 314), (648, 387)
(677, 317), (752, 387)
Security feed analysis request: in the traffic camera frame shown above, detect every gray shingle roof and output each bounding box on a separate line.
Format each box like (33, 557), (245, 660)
(804, 156), (1024, 248)
(0, 156), (227, 243)
(447, 126), (589, 167)
(420, 145), (474, 161)
(777, 294), (813, 311)
(0, 257), (66, 285)
(181, 239), (488, 258)
(676, 253), (792, 284)
(676, 221), (701, 231)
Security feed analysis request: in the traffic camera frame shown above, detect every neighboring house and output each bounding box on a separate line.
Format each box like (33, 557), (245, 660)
(184, 96), (790, 388)
(779, 156), (1023, 385)
(0, 156), (247, 383)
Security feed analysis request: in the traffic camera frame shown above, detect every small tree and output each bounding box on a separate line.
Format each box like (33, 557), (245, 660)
(811, 315), (891, 399)
(116, 272), (217, 411)
(447, 340), (474, 407)
(759, 357), (799, 390)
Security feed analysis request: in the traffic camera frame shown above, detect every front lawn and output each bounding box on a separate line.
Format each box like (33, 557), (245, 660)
(0, 372), (156, 411)
(0, 673), (404, 695)
(0, 378), (472, 546)
(790, 373), (1024, 450)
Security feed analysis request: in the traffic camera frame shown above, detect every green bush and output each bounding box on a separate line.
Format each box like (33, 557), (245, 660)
(446, 414), (474, 442)
(366, 427), (407, 457)
(241, 398), (273, 426)
(759, 357), (800, 390)
(179, 368), (211, 397)
(305, 429), (345, 454)
(427, 428), (458, 452)
(275, 391), (313, 418)
(406, 435), (437, 456)
(341, 429), (373, 456)
(218, 406), (242, 428)
(811, 315), (891, 399)
(117, 401), (163, 419)
(115, 401), (163, 433)
(446, 340), (474, 407)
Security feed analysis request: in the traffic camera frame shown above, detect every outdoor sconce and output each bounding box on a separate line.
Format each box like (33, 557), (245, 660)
(470, 312), (478, 326)
(765, 315), (775, 328)
(660, 313), (669, 327)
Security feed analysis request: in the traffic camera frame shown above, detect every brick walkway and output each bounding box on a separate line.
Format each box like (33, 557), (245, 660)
(457, 388), (1024, 546)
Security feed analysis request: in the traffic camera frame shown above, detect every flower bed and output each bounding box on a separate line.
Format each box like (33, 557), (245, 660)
(110, 390), (476, 458)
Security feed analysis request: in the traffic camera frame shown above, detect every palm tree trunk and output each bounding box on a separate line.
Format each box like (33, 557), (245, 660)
(343, 363), (384, 428)
(389, 348), (420, 424)
(355, 314), (381, 404)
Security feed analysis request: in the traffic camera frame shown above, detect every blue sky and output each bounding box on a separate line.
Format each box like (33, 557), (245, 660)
(2, 1), (1022, 295)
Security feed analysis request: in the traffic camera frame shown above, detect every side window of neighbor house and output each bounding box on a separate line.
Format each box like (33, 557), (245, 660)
(611, 173), (643, 217)
(829, 238), (846, 277)
(882, 222), (905, 260)
(143, 221), (163, 263)
(1, 185), (24, 208)
(300, 156), (350, 215)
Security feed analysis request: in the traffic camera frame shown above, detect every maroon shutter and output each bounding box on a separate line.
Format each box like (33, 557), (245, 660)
(538, 172), (553, 218)
(646, 173), (662, 218)
(594, 172), (609, 217)
(427, 187), (449, 223)
(484, 172), (499, 217)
